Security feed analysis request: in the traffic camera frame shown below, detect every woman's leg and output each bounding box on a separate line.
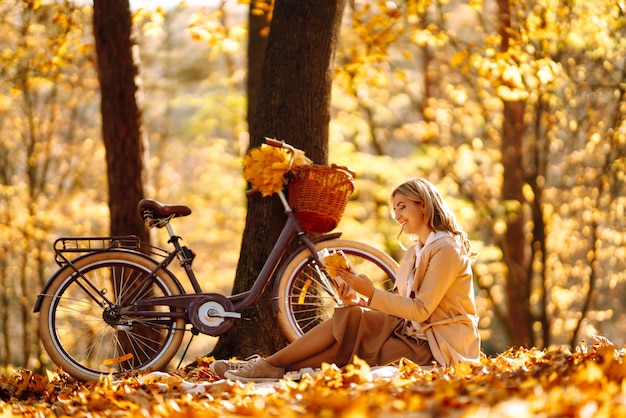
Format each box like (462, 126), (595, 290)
(266, 318), (337, 371)
(280, 342), (339, 371)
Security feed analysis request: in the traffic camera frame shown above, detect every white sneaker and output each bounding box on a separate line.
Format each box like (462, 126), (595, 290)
(224, 356), (285, 382)
(209, 354), (260, 378)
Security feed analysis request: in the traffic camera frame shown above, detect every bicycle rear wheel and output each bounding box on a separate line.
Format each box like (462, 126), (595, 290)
(37, 251), (185, 381)
(275, 239), (398, 342)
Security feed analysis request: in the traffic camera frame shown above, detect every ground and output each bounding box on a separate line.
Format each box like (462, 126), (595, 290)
(1, 339), (625, 417)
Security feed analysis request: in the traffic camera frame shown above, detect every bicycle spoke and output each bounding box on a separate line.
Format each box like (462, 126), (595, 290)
(57, 274), (112, 309)
(297, 315), (328, 330)
(57, 321), (113, 368)
(55, 301), (104, 319)
(288, 288), (335, 300)
(120, 331), (158, 362)
(39, 252), (185, 380)
(276, 240), (397, 342)
(117, 267), (155, 305)
(91, 326), (114, 367)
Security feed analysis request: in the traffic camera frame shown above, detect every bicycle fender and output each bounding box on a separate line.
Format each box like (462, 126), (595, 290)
(33, 249), (184, 312)
(270, 232), (341, 311)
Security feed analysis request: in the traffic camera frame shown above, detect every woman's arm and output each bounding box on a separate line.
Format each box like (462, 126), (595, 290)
(368, 244), (463, 322)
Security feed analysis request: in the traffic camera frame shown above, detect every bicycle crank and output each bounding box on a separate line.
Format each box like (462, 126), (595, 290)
(189, 294), (240, 336)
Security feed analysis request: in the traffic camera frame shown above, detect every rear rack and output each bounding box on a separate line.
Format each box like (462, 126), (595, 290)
(53, 236), (170, 266)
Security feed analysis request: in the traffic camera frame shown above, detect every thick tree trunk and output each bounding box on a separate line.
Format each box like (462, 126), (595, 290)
(246, 1), (270, 130)
(211, 0), (347, 359)
(93, 0), (147, 239)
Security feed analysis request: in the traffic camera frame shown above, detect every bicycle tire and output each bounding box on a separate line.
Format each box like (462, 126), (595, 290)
(37, 251), (186, 381)
(275, 239), (398, 342)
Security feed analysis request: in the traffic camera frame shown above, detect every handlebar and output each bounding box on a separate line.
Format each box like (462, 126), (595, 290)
(263, 137), (287, 148)
(246, 188), (261, 198)
(263, 137), (297, 169)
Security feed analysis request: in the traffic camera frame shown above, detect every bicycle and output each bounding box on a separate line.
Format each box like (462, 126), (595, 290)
(33, 139), (398, 381)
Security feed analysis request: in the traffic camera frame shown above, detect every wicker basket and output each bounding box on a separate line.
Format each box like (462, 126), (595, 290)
(288, 164), (355, 233)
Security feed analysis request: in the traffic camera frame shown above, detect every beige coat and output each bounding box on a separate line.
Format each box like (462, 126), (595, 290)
(369, 232), (480, 366)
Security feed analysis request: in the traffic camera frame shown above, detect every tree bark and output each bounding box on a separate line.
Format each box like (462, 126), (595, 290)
(93, 0), (147, 239)
(497, 0), (533, 347)
(210, 0), (347, 359)
(246, 0), (270, 127)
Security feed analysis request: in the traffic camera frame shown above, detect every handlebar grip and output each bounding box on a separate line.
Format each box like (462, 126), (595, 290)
(246, 188), (261, 198)
(264, 137), (284, 148)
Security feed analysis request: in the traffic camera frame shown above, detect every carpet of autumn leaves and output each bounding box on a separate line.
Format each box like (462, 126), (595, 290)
(2, 339), (626, 417)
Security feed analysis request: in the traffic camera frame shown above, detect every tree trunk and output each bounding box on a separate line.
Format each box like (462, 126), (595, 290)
(93, 0), (147, 239)
(529, 103), (549, 347)
(210, 0), (347, 359)
(246, 0), (271, 130)
(497, 0), (533, 347)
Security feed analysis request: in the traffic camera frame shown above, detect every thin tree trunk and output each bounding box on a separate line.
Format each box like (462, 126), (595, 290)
(497, 0), (533, 347)
(0, 238), (10, 366)
(93, 0), (147, 239)
(93, 0), (157, 362)
(529, 102), (550, 347)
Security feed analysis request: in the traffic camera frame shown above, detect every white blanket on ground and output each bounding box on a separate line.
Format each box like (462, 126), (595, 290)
(120, 365), (401, 394)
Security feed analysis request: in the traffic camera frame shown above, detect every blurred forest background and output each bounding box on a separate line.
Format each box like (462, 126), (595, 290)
(0, 0), (625, 374)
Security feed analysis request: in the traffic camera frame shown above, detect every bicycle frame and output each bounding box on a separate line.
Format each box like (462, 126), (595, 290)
(34, 189), (337, 331)
(34, 138), (347, 343)
(229, 192), (329, 311)
(140, 190), (331, 313)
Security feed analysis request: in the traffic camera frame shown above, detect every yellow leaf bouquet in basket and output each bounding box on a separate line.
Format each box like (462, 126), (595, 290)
(242, 141), (311, 196)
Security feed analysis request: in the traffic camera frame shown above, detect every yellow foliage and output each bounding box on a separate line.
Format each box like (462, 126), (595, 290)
(242, 144), (290, 196)
(5, 342), (626, 416)
(320, 249), (351, 276)
(242, 143), (312, 196)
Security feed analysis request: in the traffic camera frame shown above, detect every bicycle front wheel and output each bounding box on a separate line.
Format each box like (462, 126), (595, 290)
(37, 251), (186, 381)
(275, 239), (398, 342)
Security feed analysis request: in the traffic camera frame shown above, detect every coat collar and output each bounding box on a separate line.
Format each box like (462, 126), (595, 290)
(394, 230), (451, 295)
(416, 230), (451, 253)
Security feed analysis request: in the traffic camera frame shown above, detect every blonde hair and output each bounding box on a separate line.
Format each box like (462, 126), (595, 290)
(391, 177), (473, 254)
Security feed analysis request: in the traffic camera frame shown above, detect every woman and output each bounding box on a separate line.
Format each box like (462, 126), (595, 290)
(214, 177), (481, 382)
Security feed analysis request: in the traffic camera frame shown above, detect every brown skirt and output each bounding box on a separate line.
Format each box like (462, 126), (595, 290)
(332, 306), (435, 367)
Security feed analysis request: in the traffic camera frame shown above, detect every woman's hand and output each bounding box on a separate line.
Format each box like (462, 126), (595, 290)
(337, 281), (361, 306)
(336, 267), (375, 305)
